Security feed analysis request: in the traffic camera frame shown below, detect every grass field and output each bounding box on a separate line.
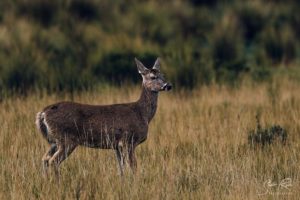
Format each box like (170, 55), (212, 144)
(0, 80), (300, 200)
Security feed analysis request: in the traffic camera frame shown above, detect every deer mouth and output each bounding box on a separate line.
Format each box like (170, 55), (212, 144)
(162, 83), (172, 91)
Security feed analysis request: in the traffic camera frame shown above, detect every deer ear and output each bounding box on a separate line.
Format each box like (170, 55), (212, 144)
(152, 57), (160, 71)
(135, 58), (148, 74)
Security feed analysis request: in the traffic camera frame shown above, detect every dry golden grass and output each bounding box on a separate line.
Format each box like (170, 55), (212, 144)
(1, 81), (300, 200)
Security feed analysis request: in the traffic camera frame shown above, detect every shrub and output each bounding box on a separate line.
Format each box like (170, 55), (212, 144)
(135, 5), (175, 45)
(17, 0), (58, 27)
(263, 29), (284, 64)
(173, 7), (215, 39)
(0, 51), (39, 94)
(69, 0), (98, 21)
(211, 31), (247, 82)
(251, 65), (272, 82)
(260, 27), (297, 65)
(0, 0), (299, 94)
(175, 65), (198, 89)
(290, 9), (300, 38)
(188, 0), (218, 7)
(248, 115), (287, 147)
(237, 4), (266, 42)
(174, 61), (214, 89)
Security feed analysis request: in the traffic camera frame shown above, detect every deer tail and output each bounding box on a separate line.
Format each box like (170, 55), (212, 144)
(35, 112), (55, 144)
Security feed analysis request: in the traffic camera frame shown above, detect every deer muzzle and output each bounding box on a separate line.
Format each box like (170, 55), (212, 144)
(162, 83), (172, 91)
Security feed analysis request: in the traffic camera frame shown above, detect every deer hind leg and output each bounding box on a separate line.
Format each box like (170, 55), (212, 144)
(42, 143), (57, 177)
(48, 141), (77, 179)
(115, 141), (125, 176)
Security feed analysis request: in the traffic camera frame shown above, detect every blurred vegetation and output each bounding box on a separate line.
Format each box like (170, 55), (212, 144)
(248, 114), (287, 147)
(0, 0), (299, 93)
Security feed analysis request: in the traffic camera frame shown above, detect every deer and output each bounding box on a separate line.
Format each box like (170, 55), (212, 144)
(35, 58), (172, 177)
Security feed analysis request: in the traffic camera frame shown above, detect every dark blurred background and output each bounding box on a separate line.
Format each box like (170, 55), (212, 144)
(0, 0), (299, 94)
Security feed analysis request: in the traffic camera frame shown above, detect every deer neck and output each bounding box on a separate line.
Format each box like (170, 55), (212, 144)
(137, 86), (158, 123)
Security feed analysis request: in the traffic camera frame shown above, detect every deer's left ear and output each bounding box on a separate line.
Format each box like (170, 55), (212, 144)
(152, 57), (160, 71)
(135, 58), (149, 75)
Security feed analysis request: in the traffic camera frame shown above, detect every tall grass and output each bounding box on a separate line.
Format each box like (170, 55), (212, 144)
(0, 80), (300, 199)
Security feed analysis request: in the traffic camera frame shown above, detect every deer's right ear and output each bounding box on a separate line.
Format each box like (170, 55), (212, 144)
(135, 58), (149, 75)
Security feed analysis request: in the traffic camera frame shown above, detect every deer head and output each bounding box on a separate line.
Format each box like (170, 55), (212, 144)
(135, 58), (172, 92)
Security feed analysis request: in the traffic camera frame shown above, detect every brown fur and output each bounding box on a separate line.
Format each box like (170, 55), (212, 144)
(36, 58), (171, 176)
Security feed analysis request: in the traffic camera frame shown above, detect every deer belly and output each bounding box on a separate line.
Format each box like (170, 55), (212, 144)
(79, 131), (122, 149)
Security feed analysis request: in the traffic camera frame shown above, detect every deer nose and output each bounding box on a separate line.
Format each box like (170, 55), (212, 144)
(162, 83), (172, 91)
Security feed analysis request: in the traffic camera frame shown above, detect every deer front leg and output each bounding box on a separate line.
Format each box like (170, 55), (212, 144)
(42, 143), (57, 177)
(115, 141), (125, 176)
(48, 141), (77, 179)
(128, 145), (137, 174)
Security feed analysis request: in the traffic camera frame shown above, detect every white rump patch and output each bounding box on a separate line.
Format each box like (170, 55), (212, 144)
(35, 112), (52, 134)
(35, 112), (43, 131)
